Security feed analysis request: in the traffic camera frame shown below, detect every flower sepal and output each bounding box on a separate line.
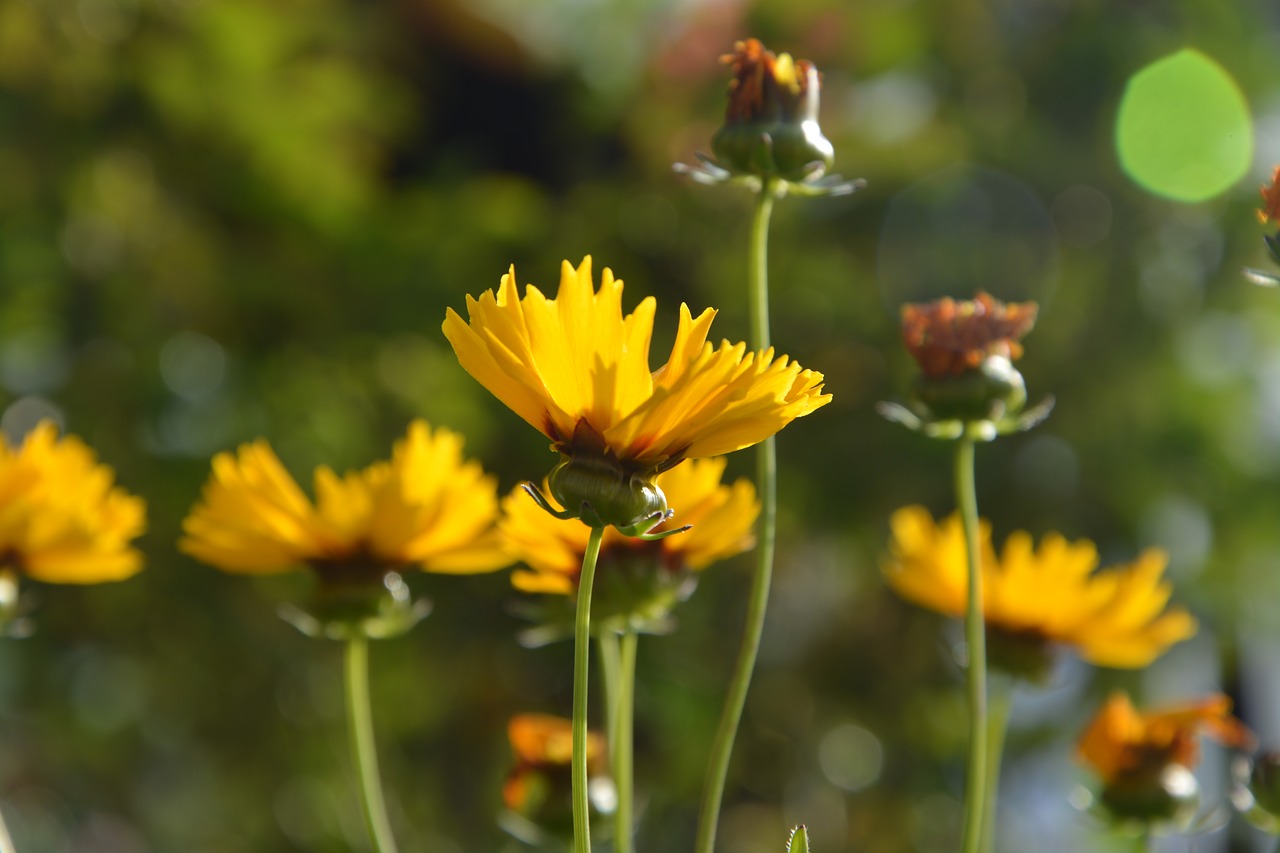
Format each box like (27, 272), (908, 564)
(674, 154), (864, 198)
(1243, 266), (1280, 287)
(280, 568), (431, 641)
(877, 391), (1054, 442)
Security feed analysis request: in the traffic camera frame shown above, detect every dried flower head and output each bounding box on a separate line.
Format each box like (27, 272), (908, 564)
(1079, 692), (1254, 784)
(901, 292), (1038, 380)
(1259, 165), (1280, 225)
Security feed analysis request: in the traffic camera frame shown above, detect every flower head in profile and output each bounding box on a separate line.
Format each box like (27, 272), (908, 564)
(443, 257), (828, 533)
(1077, 691), (1253, 826)
(0, 421), (145, 634)
(883, 506), (1196, 677)
(503, 457), (758, 639)
(0, 421), (145, 623)
(882, 292), (1049, 439)
(501, 713), (613, 841)
(181, 420), (509, 636)
(676, 38), (862, 195)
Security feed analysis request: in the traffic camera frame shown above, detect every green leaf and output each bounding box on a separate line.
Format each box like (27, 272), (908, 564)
(786, 825), (811, 853)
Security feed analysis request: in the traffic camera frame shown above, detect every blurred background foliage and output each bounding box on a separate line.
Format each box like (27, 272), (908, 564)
(2, 0), (1280, 850)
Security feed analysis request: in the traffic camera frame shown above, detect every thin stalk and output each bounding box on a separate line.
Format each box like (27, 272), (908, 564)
(598, 632), (622, 760)
(613, 630), (638, 853)
(344, 635), (399, 853)
(0, 805), (14, 853)
(978, 678), (1013, 853)
(694, 177), (778, 853)
(955, 436), (988, 853)
(572, 527), (606, 853)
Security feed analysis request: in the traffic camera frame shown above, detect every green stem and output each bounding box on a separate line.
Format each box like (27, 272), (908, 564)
(344, 635), (399, 853)
(598, 632), (621, 761)
(694, 176), (778, 853)
(955, 436), (988, 853)
(572, 527), (605, 853)
(613, 630), (638, 853)
(0, 804), (14, 853)
(978, 678), (1012, 853)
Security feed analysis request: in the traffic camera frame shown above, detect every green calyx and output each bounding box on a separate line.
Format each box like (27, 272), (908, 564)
(1099, 763), (1200, 829)
(282, 565), (431, 640)
(985, 626), (1058, 684)
(711, 120), (834, 184)
(547, 452), (670, 537)
(910, 355), (1027, 425)
(516, 544), (697, 646)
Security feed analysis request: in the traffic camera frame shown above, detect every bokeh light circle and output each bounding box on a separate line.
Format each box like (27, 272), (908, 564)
(1115, 49), (1252, 202)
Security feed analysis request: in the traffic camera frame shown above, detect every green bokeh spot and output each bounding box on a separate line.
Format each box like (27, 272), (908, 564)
(1115, 49), (1253, 202)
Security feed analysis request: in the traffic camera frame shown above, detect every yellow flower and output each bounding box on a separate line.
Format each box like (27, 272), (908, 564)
(502, 457), (758, 596)
(883, 506), (1196, 669)
(443, 257), (828, 530)
(0, 421), (145, 584)
(181, 420), (509, 575)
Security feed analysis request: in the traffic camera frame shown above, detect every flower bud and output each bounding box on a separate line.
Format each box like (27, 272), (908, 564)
(710, 39), (835, 182)
(548, 452), (669, 536)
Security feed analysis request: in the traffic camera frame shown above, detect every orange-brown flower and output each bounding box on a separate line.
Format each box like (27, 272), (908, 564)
(721, 38), (819, 126)
(503, 713), (608, 814)
(901, 292), (1038, 380)
(1078, 692), (1254, 785)
(1259, 165), (1280, 225)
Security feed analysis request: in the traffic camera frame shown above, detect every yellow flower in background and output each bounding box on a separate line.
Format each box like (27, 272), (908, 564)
(883, 506), (1196, 669)
(0, 421), (145, 584)
(502, 457), (758, 595)
(181, 420), (509, 575)
(442, 257), (827, 531)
